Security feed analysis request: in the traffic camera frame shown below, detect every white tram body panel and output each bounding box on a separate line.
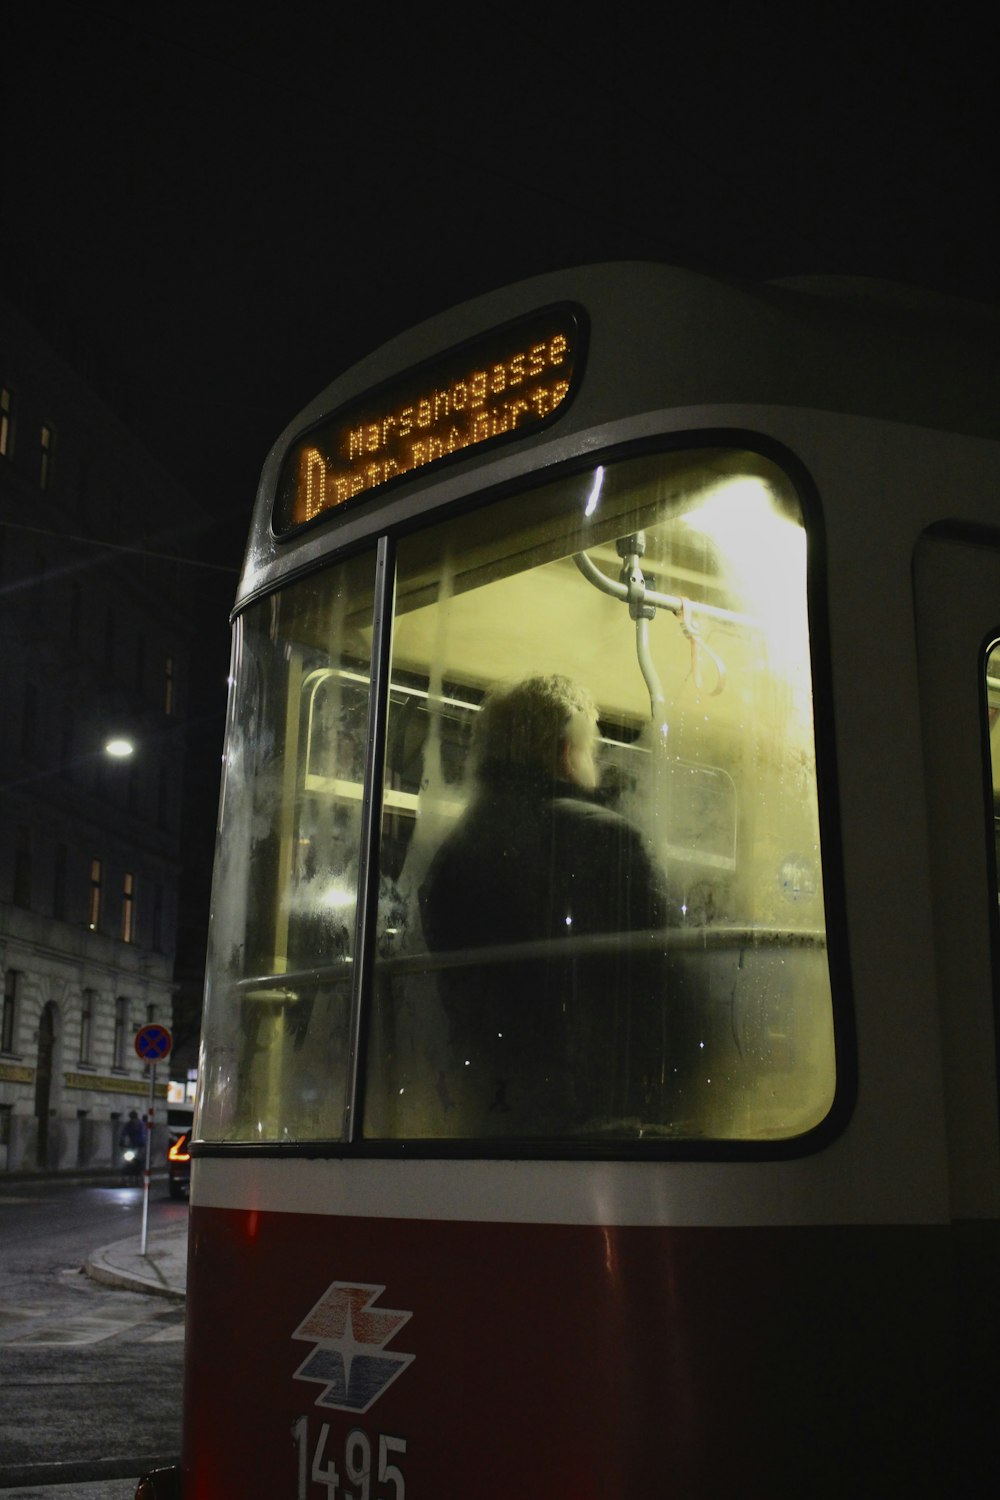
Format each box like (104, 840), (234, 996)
(175, 265), (1000, 1498)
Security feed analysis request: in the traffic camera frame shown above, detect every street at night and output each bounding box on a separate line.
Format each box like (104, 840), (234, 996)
(0, 1178), (186, 1496)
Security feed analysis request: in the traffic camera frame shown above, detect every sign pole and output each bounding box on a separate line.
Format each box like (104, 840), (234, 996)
(133, 1022), (172, 1258)
(140, 1060), (155, 1256)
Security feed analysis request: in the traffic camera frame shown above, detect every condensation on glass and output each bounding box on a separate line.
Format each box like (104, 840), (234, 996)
(197, 554), (377, 1142)
(197, 449), (836, 1147)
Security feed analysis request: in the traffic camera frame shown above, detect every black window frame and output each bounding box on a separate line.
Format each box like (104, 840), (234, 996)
(194, 427), (855, 1165)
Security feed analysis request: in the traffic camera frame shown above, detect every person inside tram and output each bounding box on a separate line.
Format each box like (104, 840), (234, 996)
(418, 673), (672, 1130)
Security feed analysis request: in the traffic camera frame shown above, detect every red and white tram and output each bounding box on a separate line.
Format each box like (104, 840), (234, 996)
(143, 263), (1000, 1496)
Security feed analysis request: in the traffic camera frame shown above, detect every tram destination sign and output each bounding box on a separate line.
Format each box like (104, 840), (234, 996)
(274, 307), (581, 532)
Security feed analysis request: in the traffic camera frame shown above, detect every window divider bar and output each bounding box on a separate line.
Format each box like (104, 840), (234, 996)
(343, 534), (396, 1143)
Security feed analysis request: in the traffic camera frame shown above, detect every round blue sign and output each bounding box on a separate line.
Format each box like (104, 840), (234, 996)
(134, 1023), (172, 1061)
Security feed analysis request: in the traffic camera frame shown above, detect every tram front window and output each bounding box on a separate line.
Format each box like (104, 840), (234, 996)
(197, 552), (378, 1142)
(365, 449), (834, 1143)
(197, 448), (836, 1148)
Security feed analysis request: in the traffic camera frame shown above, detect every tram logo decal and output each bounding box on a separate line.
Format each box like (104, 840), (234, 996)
(292, 1281), (414, 1414)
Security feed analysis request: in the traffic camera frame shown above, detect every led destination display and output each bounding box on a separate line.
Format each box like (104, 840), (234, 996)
(275, 309), (580, 532)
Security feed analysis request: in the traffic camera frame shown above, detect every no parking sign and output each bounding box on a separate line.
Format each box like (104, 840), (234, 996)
(134, 1022), (172, 1062)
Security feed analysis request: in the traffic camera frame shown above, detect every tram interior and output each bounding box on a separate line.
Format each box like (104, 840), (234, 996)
(198, 449), (837, 1147)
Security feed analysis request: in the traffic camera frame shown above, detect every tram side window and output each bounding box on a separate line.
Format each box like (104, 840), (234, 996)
(197, 552), (378, 1143)
(364, 449), (836, 1145)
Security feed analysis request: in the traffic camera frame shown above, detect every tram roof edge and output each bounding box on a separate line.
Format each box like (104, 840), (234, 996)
(235, 260), (1000, 611)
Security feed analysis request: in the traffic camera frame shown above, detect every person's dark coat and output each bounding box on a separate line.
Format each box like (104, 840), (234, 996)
(418, 765), (671, 1129)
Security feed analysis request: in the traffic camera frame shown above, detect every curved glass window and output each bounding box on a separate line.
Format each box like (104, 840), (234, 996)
(197, 448), (836, 1148)
(197, 552), (377, 1142)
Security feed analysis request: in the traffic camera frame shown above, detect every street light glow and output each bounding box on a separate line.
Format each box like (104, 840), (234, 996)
(104, 738), (135, 759)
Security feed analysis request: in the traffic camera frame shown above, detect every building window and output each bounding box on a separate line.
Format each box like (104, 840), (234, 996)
(164, 654), (175, 715)
(113, 996), (129, 1069)
(122, 872), (135, 943)
(13, 826), (32, 909)
(80, 989), (95, 1064)
(0, 386), (13, 458)
(89, 858), (103, 930)
(2, 971), (18, 1053)
(39, 423), (54, 489)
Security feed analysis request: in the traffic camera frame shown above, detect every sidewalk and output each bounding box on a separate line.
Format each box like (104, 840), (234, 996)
(84, 1219), (188, 1299)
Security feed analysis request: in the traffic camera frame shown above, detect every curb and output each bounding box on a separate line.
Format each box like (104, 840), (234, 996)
(84, 1252), (185, 1301)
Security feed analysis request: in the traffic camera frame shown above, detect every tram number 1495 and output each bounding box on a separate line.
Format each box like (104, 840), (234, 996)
(293, 1417), (407, 1499)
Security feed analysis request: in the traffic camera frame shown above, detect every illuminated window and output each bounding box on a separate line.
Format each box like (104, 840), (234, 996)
(1, 971), (18, 1053)
(113, 996), (129, 1069)
(363, 452), (833, 1145)
(121, 872), (135, 943)
(198, 449), (835, 1152)
(0, 386), (12, 458)
(196, 550), (378, 1142)
(39, 423), (54, 490)
(80, 989), (95, 1064)
(89, 858), (103, 930)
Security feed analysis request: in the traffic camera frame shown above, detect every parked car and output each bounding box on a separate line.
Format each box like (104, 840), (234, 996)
(167, 1131), (191, 1200)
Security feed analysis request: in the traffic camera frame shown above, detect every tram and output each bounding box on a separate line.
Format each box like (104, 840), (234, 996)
(143, 263), (1000, 1497)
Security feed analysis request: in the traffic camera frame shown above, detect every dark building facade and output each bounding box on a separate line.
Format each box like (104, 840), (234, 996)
(1, 295), (206, 1171)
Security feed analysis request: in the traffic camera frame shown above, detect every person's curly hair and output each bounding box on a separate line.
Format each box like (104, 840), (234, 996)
(474, 674), (595, 784)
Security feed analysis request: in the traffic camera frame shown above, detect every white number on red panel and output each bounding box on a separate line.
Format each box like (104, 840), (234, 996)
(294, 1417), (406, 1499)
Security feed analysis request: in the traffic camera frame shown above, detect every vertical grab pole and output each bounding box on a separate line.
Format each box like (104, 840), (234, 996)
(344, 534), (396, 1144)
(140, 1061), (155, 1256)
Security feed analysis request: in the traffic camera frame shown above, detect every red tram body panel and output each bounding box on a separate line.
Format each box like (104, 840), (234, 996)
(185, 1204), (963, 1495)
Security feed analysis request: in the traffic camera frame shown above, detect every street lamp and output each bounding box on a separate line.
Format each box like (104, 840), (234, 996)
(104, 737), (136, 759)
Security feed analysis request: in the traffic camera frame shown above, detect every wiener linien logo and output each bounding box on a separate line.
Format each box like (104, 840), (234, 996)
(292, 1282), (414, 1414)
